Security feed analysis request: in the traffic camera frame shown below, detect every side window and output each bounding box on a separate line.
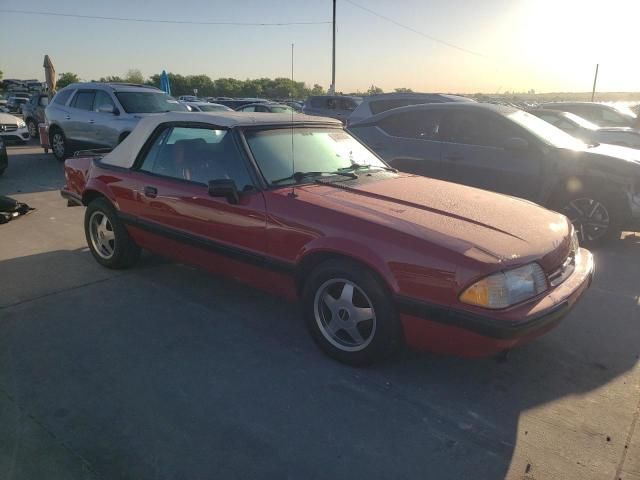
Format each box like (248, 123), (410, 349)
(378, 110), (443, 140)
(39, 96), (49, 107)
(139, 126), (254, 190)
(326, 98), (337, 110)
(439, 112), (504, 147)
(94, 91), (115, 112)
(254, 105), (268, 112)
(242, 105), (255, 112)
(71, 91), (96, 111)
(339, 98), (357, 111)
(53, 89), (74, 105)
(601, 108), (628, 126)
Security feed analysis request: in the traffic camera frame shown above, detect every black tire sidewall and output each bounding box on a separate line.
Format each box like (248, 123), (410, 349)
(555, 191), (623, 247)
(84, 198), (139, 269)
(27, 119), (38, 138)
(302, 259), (402, 365)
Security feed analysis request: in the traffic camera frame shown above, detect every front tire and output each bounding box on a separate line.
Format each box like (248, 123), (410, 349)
(85, 198), (140, 269)
(555, 192), (623, 247)
(302, 259), (402, 365)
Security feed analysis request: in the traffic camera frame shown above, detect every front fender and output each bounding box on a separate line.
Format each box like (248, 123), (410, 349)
(296, 237), (400, 294)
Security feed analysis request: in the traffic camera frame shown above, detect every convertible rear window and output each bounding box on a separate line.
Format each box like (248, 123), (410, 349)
(115, 92), (188, 114)
(245, 128), (387, 186)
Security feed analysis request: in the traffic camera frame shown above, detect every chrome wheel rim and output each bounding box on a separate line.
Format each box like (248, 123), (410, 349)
(28, 121), (37, 138)
(314, 278), (376, 352)
(562, 198), (610, 243)
(52, 133), (65, 158)
(89, 211), (115, 259)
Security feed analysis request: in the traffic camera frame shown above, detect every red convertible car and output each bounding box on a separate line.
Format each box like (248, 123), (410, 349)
(62, 112), (594, 364)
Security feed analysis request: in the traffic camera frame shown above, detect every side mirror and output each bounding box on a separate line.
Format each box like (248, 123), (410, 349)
(97, 104), (117, 114)
(208, 179), (239, 204)
(503, 137), (529, 151)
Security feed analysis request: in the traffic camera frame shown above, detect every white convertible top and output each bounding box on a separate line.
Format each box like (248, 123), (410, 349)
(100, 111), (341, 168)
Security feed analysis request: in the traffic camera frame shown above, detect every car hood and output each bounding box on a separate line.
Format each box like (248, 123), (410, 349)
(566, 143), (640, 172)
(298, 174), (572, 271)
(0, 113), (21, 125)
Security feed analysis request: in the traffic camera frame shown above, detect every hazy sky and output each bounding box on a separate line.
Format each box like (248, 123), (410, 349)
(1, 0), (638, 93)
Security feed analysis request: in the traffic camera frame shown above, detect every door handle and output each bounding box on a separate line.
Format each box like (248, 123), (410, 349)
(445, 153), (464, 161)
(64, 115), (71, 120)
(88, 119), (95, 124)
(144, 186), (158, 198)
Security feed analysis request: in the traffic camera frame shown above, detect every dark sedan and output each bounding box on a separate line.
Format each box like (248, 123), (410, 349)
(349, 103), (640, 245)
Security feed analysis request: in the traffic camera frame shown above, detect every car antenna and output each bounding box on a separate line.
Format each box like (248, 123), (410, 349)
(288, 42), (298, 198)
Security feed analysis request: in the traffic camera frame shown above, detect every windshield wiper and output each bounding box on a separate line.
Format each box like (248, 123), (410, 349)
(272, 170), (358, 185)
(338, 163), (398, 173)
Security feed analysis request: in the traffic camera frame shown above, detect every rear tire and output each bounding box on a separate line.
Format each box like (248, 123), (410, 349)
(26, 119), (38, 139)
(85, 198), (140, 269)
(302, 259), (402, 365)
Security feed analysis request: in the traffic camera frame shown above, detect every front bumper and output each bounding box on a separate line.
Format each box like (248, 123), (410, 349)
(0, 127), (30, 142)
(399, 248), (594, 356)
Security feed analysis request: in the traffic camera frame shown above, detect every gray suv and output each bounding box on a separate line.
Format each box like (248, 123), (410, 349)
(45, 82), (187, 160)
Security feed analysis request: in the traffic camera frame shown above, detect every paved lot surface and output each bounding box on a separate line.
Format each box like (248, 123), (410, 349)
(1, 142), (640, 480)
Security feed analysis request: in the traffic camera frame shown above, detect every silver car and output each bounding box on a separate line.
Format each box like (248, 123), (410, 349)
(45, 82), (187, 160)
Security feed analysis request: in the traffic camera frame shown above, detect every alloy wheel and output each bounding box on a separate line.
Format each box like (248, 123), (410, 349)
(562, 198), (610, 243)
(314, 278), (377, 352)
(27, 121), (37, 138)
(89, 211), (116, 259)
(52, 133), (65, 159)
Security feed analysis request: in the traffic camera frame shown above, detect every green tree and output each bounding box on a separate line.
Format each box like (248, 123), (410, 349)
(366, 84), (384, 95)
(57, 72), (80, 89)
(310, 84), (325, 95)
(99, 75), (124, 83)
(0, 69), (3, 81)
(394, 87), (413, 93)
(124, 69), (145, 84)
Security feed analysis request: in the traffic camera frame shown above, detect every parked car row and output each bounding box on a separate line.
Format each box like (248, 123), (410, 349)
(61, 111), (594, 365)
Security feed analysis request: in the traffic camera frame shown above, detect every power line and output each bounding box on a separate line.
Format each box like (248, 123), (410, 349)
(0, 9), (331, 26)
(343, 0), (487, 58)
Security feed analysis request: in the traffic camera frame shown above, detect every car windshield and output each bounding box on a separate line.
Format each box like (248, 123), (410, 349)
(507, 110), (585, 149)
(245, 127), (388, 186)
(115, 92), (188, 113)
(563, 112), (600, 130)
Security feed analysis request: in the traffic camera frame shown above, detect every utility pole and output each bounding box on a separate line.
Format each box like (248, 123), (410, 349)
(591, 64), (599, 102)
(330, 0), (336, 94)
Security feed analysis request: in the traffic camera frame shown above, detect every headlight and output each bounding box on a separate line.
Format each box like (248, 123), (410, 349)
(17, 120), (26, 128)
(460, 263), (548, 309)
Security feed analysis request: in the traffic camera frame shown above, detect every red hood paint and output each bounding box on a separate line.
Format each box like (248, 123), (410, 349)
(296, 174), (571, 272)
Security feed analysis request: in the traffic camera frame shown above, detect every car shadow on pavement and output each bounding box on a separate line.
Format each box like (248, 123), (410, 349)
(0, 247), (638, 480)
(0, 142), (64, 196)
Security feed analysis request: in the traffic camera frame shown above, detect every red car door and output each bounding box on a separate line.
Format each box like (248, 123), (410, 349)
(123, 124), (285, 293)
